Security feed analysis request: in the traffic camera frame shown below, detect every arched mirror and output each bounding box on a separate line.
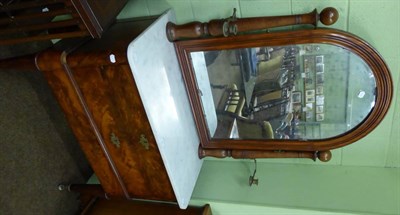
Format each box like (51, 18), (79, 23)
(190, 43), (377, 141)
(169, 9), (393, 160)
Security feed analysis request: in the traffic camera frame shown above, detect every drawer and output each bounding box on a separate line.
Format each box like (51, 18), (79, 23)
(71, 64), (175, 201)
(40, 64), (125, 196)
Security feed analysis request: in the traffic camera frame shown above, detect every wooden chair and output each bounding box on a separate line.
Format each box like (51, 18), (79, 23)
(216, 83), (245, 116)
(0, 0), (127, 45)
(214, 112), (274, 139)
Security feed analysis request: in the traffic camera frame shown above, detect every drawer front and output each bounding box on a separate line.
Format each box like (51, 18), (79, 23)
(40, 67), (125, 196)
(72, 64), (175, 201)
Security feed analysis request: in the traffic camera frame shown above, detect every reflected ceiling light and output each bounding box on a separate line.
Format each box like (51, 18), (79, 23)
(357, 90), (366, 98)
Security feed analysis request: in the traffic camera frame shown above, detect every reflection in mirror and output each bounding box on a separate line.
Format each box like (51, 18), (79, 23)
(191, 44), (376, 140)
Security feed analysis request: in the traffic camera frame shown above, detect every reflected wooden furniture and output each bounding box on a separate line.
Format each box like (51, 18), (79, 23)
(0, 0), (127, 45)
(213, 113), (274, 140)
(216, 84), (245, 115)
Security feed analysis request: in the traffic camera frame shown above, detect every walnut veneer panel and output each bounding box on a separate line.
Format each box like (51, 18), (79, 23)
(72, 64), (175, 200)
(37, 51), (125, 196)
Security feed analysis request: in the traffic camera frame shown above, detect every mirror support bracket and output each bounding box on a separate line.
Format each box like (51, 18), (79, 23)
(166, 7), (338, 42)
(199, 146), (331, 162)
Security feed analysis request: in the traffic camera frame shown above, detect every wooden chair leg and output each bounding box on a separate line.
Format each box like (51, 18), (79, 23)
(58, 184), (107, 198)
(58, 184), (108, 213)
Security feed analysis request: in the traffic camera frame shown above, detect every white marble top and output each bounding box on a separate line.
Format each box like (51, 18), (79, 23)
(127, 10), (202, 209)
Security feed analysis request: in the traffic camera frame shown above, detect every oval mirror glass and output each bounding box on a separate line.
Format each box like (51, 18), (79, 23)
(190, 43), (376, 140)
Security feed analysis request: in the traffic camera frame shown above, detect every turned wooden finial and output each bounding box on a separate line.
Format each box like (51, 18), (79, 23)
(319, 7), (339, 26)
(317, 151), (332, 162)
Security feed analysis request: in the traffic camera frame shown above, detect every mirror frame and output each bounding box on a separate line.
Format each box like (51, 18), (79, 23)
(174, 28), (393, 152)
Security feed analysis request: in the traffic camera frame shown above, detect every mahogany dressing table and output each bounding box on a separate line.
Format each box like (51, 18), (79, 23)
(0, 10), (202, 209)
